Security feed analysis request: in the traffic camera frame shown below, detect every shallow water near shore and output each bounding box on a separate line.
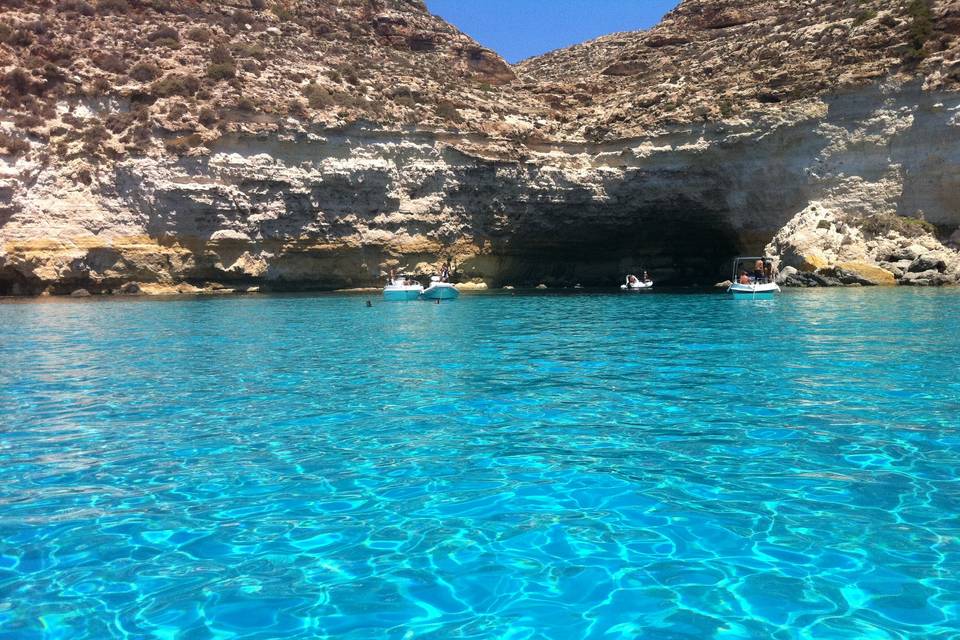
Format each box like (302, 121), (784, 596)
(1, 289), (959, 639)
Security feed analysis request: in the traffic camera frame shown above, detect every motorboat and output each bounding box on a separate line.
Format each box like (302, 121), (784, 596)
(621, 274), (654, 290)
(727, 257), (780, 299)
(421, 276), (459, 300)
(383, 275), (423, 301)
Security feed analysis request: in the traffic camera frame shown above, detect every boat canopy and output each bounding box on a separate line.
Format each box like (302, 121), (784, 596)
(731, 256), (774, 280)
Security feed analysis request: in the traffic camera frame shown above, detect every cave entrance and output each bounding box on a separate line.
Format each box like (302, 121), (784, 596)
(0, 266), (40, 297)
(483, 204), (742, 288)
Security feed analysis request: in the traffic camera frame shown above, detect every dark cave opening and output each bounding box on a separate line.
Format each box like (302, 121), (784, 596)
(479, 204), (744, 288)
(0, 267), (39, 297)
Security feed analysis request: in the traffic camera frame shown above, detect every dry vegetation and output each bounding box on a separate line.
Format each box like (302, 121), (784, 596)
(0, 0), (956, 160)
(0, 0), (544, 161)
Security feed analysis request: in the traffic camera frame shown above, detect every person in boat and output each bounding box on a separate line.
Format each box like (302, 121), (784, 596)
(440, 262), (451, 282)
(763, 261), (774, 284)
(739, 270), (751, 285)
(642, 270), (650, 282)
(753, 260), (765, 284)
(627, 274), (639, 287)
(388, 268), (395, 284)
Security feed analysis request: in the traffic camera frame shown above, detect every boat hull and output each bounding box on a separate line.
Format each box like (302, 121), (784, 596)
(421, 283), (459, 300)
(728, 282), (780, 299)
(621, 282), (654, 290)
(383, 287), (423, 301)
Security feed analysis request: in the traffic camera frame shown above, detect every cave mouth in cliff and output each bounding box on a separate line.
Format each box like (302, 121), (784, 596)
(484, 206), (742, 288)
(0, 267), (37, 296)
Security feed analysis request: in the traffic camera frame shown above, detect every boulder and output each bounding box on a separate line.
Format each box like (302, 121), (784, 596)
(909, 254), (947, 273)
(836, 261), (896, 286)
(119, 282), (141, 295)
(901, 270), (952, 286)
(879, 260), (912, 278)
(810, 270), (844, 287)
(70, 288), (91, 297)
(715, 279), (733, 288)
(775, 266), (798, 284)
(886, 243), (927, 262)
(779, 270), (828, 287)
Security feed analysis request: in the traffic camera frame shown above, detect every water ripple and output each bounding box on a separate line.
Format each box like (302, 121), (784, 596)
(1, 289), (959, 639)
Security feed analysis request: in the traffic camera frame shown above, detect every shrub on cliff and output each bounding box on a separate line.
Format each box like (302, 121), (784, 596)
(2, 68), (35, 99)
(95, 53), (127, 74)
(97, 0), (129, 14)
(210, 44), (234, 65)
(164, 133), (202, 154)
(1, 25), (36, 48)
(147, 26), (180, 49)
(150, 73), (200, 97)
(906, 0), (934, 60)
(198, 106), (219, 126)
(860, 213), (936, 239)
(0, 132), (30, 156)
(104, 111), (135, 133)
(56, 0), (95, 16)
(129, 61), (160, 82)
(207, 62), (236, 81)
(853, 9), (877, 27)
(303, 82), (334, 108)
(435, 100), (463, 123)
(235, 42), (266, 60)
(81, 122), (110, 155)
(234, 96), (256, 112)
(232, 10), (255, 27)
(272, 6), (294, 22)
(187, 27), (211, 43)
(148, 26), (180, 42)
(14, 113), (44, 130)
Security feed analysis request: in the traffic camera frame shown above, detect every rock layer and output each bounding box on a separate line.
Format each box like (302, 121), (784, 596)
(2, 0), (960, 293)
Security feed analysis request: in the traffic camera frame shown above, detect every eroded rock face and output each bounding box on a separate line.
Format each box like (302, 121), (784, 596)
(768, 201), (960, 286)
(1, 0), (960, 293)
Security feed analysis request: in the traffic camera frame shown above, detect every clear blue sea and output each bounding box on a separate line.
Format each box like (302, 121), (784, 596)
(1, 289), (959, 639)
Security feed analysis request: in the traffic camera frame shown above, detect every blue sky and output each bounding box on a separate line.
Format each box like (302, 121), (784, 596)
(424, 0), (680, 63)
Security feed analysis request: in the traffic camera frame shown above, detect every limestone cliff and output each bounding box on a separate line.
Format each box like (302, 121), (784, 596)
(1, 0), (959, 294)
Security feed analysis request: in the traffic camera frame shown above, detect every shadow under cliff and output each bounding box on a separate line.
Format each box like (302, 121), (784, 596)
(468, 199), (742, 287)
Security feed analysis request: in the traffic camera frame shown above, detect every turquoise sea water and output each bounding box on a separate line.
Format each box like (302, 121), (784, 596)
(1, 289), (959, 639)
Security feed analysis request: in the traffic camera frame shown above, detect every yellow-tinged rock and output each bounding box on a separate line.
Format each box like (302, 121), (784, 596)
(455, 281), (488, 291)
(838, 261), (896, 286)
(799, 254), (829, 271)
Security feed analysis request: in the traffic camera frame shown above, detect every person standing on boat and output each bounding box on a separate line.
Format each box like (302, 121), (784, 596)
(753, 259), (765, 283)
(440, 261), (451, 282)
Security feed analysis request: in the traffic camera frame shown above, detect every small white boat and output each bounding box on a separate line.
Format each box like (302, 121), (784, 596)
(727, 257), (780, 299)
(621, 274), (654, 290)
(421, 276), (459, 300)
(383, 276), (423, 301)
